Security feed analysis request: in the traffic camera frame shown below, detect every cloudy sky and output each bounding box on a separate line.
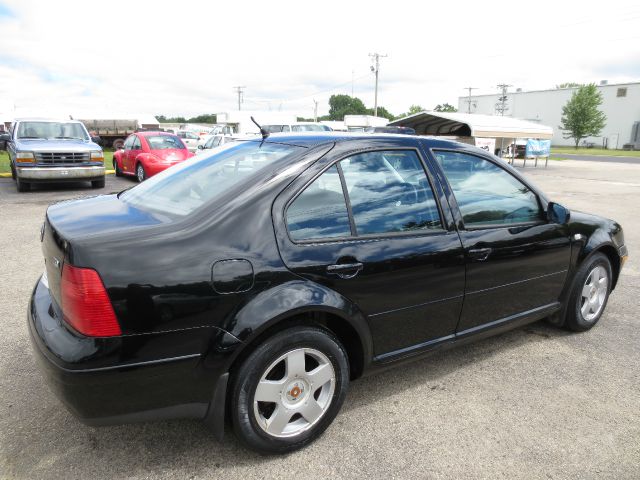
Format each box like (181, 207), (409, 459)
(0, 0), (639, 119)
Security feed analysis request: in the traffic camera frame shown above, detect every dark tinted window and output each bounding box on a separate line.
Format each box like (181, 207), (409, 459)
(434, 150), (542, 226)
(132, 136), (141, 149)
(286, 165), (351, 241)
(340, 151), (442, 235)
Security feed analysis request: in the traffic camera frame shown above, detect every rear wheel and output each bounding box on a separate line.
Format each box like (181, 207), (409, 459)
(136, 163), (146, 182)
(231, 326), (349, 454)
(112, 138), (125, 150)
(565, 253), (612, 332)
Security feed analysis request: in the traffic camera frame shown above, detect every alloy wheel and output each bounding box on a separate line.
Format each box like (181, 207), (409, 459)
(580, 265), (608, 322)
(253, 348), (336, 438)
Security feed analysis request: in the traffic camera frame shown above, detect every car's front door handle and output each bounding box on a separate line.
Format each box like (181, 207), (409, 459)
(468, 248), (492, 262)
(327, 262), (364, 279)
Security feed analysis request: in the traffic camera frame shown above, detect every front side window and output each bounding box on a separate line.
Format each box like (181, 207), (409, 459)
(434, 150), (542, 227)
(132, 136), (141, 149)
(123, 135), (135, 150)
(286, 165), (351, 241)
(340, 151), (442, 235)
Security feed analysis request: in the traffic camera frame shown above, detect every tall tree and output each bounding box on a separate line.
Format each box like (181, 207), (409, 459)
(328, 95), (368, 120)
(560, 84), (606, 148)
(367, 106), (395, 120)
(434, 103), (457, 112)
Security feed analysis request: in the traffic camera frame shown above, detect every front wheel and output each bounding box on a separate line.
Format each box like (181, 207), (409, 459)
(231, 326), (349, 454)
(136, 163), (146, 183)
(91, 177), (105, 189)
(16, 175), (30, 192)
(565, 253), (612, 332)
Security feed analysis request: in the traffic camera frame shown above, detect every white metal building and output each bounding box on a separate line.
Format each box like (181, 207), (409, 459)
(458, 82), (640, 148)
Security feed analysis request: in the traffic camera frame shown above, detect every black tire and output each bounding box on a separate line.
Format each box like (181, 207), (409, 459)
(564, 252), (612, 332)
(10, 164), (16, 180)
(91, 177), (105, 189)
(231, 326), (349, 454)
(16, 175), (30, 192)
(136, 163), (146, 183)
(114, 158), (123, 177)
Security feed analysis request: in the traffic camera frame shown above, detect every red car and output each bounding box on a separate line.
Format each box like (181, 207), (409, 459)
(113, 132), (194, 182)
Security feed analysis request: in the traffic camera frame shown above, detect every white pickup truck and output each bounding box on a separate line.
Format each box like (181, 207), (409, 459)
(0, 118), (105, 192)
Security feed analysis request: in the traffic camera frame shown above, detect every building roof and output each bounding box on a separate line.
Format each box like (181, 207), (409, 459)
(458, 81), (640, 99)
(389, 111), (553, 139)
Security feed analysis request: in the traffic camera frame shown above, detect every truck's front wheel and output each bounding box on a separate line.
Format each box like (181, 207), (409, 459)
(91, 177), (105, 189)
(15, 175), (30, 192)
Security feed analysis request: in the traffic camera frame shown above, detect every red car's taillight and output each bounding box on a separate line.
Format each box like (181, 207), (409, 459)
(60, 264), (122, 337)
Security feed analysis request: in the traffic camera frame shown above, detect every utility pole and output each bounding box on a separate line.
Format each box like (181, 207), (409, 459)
(464, 86), (477, 114)
(369, 53), (387, 117)
(233, 86), (245, 111)
(495, 83), (511, 116)
(313, 99), (318, 123)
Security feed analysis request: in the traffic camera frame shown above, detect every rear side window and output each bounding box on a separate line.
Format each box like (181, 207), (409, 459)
(340, 151), (442, 235)
(286, 165), (351, 241)
(286, 150), (442, 241)
(433, 150), (542, 227)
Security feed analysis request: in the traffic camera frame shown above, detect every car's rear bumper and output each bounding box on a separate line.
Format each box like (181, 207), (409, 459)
(17, 165), (104, 182)
(27, 277), (223, 426)
(144, 161), (183, 177)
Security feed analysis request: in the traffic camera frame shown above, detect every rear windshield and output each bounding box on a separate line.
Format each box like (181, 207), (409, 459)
(146, 135), (185, 150)
(121, 141), (304, 217)
(291, 124), (331, 132)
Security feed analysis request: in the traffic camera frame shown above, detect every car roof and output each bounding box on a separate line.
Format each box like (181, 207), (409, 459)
(137, 131), (176, 137)
(261, 132), (468, 149)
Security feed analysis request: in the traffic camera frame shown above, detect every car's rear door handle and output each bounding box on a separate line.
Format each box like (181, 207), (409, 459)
(468, 248), (492, 261)
(327, 262), (363, 279)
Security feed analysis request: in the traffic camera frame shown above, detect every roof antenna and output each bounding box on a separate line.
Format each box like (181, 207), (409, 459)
(251, 116), (269, 140)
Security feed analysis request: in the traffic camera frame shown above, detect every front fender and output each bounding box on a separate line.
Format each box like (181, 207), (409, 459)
(225, 279), (373, 372)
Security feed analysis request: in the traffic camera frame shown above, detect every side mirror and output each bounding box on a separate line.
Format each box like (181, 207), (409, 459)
(91, 135), (101, 144)
(547, 202), (570, 224)
(197, 144), (203, 149)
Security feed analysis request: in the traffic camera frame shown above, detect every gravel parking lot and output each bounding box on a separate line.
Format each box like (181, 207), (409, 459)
(1, 161), (638, 480)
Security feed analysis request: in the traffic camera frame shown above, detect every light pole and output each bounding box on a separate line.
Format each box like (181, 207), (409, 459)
(369, 53), (387, 117)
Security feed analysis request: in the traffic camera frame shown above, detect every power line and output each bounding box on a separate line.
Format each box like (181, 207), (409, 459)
(495, 83), (512, 116)
(464, 86), (477, 113)
(369, 53), (388, 117)
(233, 86), (246, 111)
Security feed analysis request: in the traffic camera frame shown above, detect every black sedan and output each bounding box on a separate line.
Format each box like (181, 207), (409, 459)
(29, 133), (628, 454)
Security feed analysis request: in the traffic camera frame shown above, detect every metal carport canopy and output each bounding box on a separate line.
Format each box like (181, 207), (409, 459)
(389, 111), (553, 139)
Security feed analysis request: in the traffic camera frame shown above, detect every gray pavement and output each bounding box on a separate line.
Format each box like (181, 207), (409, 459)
(549, 153), (640, 165)
(0, 161), (639, 479)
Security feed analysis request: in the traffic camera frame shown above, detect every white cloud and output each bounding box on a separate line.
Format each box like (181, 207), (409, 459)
(0, 0), (639, 119)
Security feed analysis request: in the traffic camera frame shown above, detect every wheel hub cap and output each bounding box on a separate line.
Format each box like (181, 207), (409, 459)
(253, 348), (336, 438)
(580, 265), (608, 322)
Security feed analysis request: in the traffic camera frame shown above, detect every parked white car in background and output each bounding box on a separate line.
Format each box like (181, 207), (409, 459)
(176, 130), (200, 151)
(196, 134), (239, 154)
(262, 122), (332, 133)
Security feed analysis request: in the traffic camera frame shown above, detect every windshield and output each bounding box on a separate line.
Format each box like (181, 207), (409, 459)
(292, 124), (331, 132)
(121, 141), (304, 217)
(16, 121), (89, 140)
(146, 135), (185, 150)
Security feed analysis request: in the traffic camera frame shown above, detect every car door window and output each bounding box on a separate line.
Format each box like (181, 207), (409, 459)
(132, 136), (141, 150)
(286, 165), (351, 241)
(434, 150), (542, 227)
(339, 150), (442, 235)
(123, 136), (134, 151)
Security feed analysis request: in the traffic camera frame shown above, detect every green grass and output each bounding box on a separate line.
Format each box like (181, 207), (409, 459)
(0, 151), (9, 174)
(551, 147), (640, 157)
(0, 150), (114, 174)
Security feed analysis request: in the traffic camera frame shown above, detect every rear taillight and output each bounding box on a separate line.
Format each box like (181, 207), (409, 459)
(60, 264), (121, 337)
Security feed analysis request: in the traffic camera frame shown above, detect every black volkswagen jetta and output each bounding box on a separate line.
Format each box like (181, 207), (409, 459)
(29, 133), (628, 453)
